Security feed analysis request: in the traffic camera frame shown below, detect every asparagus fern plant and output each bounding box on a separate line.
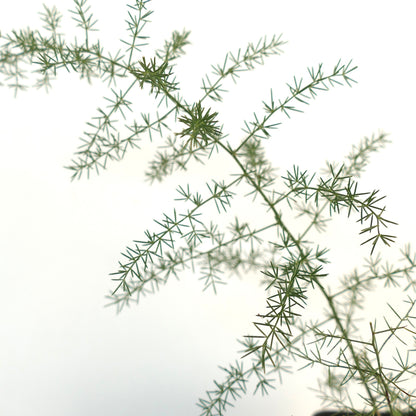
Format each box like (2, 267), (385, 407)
(2, 1), (416, 415)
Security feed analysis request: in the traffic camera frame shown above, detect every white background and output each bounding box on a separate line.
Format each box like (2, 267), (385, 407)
(1, 1), (416, 415)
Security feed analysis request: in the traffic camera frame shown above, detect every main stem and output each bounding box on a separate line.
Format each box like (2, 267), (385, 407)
(157, 77), (377, 409)
(217, 140), (378, 409)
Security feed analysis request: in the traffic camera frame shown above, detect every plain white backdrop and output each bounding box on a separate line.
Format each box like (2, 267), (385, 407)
(1, 1), (416, 415)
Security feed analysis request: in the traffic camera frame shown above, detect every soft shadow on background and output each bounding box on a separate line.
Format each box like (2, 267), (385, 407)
(1, 1), (415, 415)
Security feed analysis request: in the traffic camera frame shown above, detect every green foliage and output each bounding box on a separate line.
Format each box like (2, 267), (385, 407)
(2, 1), (416, 415)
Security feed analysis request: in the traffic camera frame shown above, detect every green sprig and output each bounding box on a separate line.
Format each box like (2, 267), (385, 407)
(3, 1), (415, 414)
